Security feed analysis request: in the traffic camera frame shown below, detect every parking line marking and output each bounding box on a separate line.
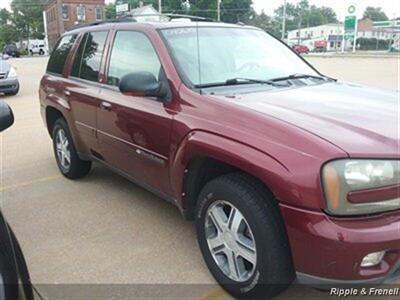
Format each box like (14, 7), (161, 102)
(0, 174), (62, 192)
(198, 286), (227, 300)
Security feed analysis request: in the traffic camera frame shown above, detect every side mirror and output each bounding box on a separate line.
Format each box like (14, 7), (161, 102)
(119, 72), (170, 101)
(0, 101), (14, 132)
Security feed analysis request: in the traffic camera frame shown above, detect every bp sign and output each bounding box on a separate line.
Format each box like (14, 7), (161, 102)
(345, 16), (356, 30)
(348, 5), (356, 14)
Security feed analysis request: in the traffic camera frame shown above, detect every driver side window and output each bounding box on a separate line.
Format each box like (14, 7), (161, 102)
(107, 31), (161, 87)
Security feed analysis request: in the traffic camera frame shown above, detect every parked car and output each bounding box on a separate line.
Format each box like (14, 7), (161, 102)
(0, 101), (36, 300)
(3, 44), (20, 58)
(292, 44), (309, 54)
(314, 40), (327, 52)
(28, 44), (46, 56)
(0, 57), (20, 95)
(39, 19), (400, 299)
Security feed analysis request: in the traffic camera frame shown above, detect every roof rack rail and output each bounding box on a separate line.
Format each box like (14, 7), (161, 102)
(128, 13), (215, 22)
(68, 12), (215, 31)
(70, 16), (137, 30)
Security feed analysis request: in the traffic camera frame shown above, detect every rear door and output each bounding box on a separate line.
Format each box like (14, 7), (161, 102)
(64, 30), (109, 153)
(97, 30), (173, 194)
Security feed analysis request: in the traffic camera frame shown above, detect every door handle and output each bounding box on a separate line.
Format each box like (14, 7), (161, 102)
(44, 85), (56, 93)
(100, 101), (112, 111)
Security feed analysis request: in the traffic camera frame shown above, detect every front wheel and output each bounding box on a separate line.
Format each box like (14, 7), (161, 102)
(52, 118), (91, 179)
(195, 173), (294, 299)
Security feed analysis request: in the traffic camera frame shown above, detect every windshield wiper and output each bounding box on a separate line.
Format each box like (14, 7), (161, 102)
(270, 73), (336, 82)
(195, 77), (287, 89)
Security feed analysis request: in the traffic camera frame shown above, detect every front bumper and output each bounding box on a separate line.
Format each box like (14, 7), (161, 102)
(280, 203), (400, 285)
(297, 260), (400, 287)
(0, 78), (19, 93)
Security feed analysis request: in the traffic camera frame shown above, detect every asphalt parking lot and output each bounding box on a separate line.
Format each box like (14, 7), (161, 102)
(0, 56), (398, 299)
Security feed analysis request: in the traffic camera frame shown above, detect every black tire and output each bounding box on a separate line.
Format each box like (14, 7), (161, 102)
(195, 173), (295, 299)
(52, 118), (91, 179)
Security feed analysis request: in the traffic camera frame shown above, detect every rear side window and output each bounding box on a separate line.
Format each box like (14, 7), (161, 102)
(47, 34), (77, 75)
(77, 31), (108, 82)
(107, 31), (161, 86)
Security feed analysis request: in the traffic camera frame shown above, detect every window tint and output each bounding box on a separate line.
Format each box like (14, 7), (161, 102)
(47, 34), (77, 75)
(107, 31), (161, 86)
(70, 34), (87, 77)
(79, 31), (108, 82)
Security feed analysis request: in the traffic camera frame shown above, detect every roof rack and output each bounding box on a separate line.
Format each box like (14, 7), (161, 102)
(70, 16), (136, 30)
(69, 12), (215, 30)
(130, 13), (215, 22)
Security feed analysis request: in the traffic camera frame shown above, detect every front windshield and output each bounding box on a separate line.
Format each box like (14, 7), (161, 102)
(161, 27), (319, 86)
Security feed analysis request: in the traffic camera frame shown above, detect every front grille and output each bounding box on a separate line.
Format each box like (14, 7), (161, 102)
(0, 85), (14, 89)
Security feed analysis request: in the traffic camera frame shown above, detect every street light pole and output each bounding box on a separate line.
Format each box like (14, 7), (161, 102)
(352, 17), (358, 53)
(159, 0), (162, 13)
(281, 0), (287, 40)
(217, 0), (221, 22)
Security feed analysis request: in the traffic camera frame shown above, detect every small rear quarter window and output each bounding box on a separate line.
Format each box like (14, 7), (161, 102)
(47, 34), (77, 75)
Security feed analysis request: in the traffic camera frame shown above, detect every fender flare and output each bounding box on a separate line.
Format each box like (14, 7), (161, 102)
(170, 130), (295, 210)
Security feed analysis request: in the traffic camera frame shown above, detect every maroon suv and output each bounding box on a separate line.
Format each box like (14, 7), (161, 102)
(39, 19), (399, 298)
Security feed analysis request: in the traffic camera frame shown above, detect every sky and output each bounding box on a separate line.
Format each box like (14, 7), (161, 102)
(0, 0), (399, 21)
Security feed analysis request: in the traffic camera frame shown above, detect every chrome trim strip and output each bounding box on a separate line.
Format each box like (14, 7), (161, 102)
(97, 129), (168, 161)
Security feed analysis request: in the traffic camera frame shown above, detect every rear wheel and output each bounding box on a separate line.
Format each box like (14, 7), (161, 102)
(52, 118), (91, 179)
(195, 173), (294, 299)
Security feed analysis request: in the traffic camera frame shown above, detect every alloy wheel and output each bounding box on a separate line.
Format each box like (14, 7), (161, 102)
(55, 128), (71, 171)
(205, 200), (257, 282)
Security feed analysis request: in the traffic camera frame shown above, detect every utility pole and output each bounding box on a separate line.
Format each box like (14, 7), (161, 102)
(281, 0), (287, 40)
(43, 10), (49, 52)
(352, 17), (358, 53)
(159, 0), (162, 13)
(217, 0), (221, 22)
(56, 0), (64, 35)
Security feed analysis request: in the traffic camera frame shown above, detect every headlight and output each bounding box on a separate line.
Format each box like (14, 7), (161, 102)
(322, 159), (400, 215)
(7, 67), (17, 78)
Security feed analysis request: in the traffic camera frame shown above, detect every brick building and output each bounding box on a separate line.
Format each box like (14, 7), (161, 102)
(45, 0), (105, 49)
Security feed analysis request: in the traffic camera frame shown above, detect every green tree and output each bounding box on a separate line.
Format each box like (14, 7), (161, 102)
(187, 0), (217, 20)
(0, 24), (19, 49)
(317, 7), (337, 24)
(0, 8), (10, 25)
(106, 3), (116, 19)
(220, 0), (252, 23)
(247, 9), (280, 37)
(11, 0), (46, 40)
(162, 0), (185, 12)
(362, 7), (388, 21)
(187, 0), (252, 22)
(273, 0), (337, 38)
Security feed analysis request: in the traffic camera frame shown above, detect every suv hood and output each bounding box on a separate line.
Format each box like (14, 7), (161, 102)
(214, 82), (399, 158)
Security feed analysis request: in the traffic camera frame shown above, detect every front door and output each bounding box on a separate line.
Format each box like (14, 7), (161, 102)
(97, 30), (173, 194)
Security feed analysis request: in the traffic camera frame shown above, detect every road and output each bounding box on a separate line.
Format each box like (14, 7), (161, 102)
(0, 56), (398, 299)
